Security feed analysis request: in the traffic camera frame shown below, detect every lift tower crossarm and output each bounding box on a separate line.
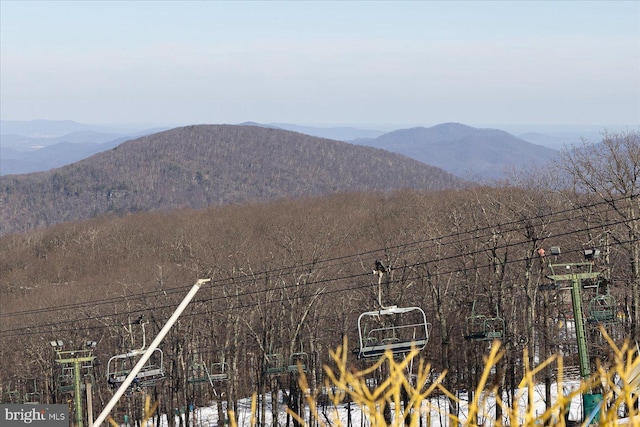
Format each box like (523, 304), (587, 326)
(93, 278), (211, 427)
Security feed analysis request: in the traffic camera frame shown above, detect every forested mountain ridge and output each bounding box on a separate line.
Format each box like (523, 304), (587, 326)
(0, 124), (466, 236)
(1, 120), (567, 178)
(356, 123), (559, 180)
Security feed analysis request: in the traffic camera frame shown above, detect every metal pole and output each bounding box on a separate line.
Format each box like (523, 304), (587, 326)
(93, 278), (211, 426)
(86, 381), (93, 427)
(570, 273), (591, 380)
(74, 360), (83, 427)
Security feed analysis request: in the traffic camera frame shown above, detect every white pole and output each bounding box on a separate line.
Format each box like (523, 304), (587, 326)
(93, 278), (211, 426)
(86, 381), (93, 427)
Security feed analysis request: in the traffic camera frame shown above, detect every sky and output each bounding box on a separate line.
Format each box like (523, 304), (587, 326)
(1, 1), (639, 130)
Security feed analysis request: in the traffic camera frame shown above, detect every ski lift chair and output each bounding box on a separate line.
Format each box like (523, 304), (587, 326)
(357, 306), (430, 359)
(588, 293), (617, 324)
(3, 381), (21, 403)
(209, 362), (230, 381)
(287, 352), (309, 373)
(483, 316), (505, 340)
(106, 348), (165, 388)
(57, 367), (76, 393)
(465, 313), (489, 340)
(187, 361), (210, 384)
(464, 303), (505, 341)
(264, 353), (286, 375)
(23, 380), (40, 404)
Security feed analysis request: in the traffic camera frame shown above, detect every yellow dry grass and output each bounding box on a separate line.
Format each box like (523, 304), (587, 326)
(229, 330), (639, 427)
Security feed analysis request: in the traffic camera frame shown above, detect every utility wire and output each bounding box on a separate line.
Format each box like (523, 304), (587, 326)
(2, 193), (631, 319)
(1, 231), (635, 339)
(0, 194), (637, 338)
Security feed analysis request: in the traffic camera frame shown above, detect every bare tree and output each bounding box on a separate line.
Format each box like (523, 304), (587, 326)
(557, 130), (640, 338)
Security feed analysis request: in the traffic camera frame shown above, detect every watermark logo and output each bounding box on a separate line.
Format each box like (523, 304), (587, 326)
(1, 404), (67, 426)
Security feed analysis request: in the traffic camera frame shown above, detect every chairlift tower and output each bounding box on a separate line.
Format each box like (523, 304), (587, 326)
(543, 246), (603, 422)
(50, 340), (97, 427)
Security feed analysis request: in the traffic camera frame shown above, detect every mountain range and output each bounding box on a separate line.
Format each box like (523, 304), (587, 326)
(1, 120), (564, 180)
(0, 124), (167, 175)
(0, 124), (467, 236)
(352, 123), (559, 180)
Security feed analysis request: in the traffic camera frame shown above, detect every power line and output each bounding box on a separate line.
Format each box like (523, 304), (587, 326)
(0, 193), (636, 338)
(0, 200), (632, 330)
(2, 192), (627, 320)
(1, 224), (635, 339)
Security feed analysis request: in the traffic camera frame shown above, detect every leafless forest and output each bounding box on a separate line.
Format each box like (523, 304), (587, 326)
(0, 130), (638, 426)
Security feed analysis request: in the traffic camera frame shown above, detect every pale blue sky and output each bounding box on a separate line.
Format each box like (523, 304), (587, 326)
(1, 1), (638, 129)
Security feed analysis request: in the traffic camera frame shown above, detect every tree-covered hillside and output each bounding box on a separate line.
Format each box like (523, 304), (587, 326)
(0, 124), (466, 236)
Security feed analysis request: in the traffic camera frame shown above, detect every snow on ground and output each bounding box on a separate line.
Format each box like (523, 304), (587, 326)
(124, 380), (592, 427)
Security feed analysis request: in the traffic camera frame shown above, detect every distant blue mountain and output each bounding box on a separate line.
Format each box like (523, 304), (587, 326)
(1, 138), (126, 175)
(0, 121), (167, 175)
(352, 122), (560, 181)
(1, 119), (119, 137)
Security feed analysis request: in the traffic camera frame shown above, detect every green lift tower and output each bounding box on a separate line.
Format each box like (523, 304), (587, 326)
(546, 256), (603, 423)
(51, 341), (97, 427)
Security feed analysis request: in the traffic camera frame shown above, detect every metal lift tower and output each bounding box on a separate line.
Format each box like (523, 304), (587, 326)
(546, 258), (603, 422)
